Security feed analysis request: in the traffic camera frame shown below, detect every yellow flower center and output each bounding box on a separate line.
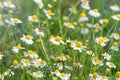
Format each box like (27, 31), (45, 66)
(54, 69), (59, 73)
(67, 22), (73, 27)
(80, 12), (86, 17)
(93, 9), (98, 13)
(93, 72), (98, 78)
(58, 62), (62, 66)
(25, 35), (31, 40)
(116, 14), (120, 19)
(13, 18), (19, 23)
(59, 54), (65, 59)
(7, 68), (11, 73)
(102, 76), (106, 79)
(47, 10), (52, 16)
(12, 60), (18, 65)
(109, 62), (114, 66)
(113, 4), (118, 8)
(36, 71), (41, 75)
(115, 33), (119, 37)
(39, 28), (43, 32)
(7, 2), (12, 6)
(60, 73), (66, 77)
(95, 23), (100, 26)
(98, 38), (104, 44)
(55, 36), (61, 41)
(103, 19), (109, 24)
(76, 41), (82, 48)
(0, 2), (2, 6)
(24, 59), (30, 63)
(40, 60), (45, 64)
(16, 44), (21, 49)
(32, 15), (38, 20)
(113, 42), (118, 46)
(116, 71), (120, 78)
(76, 62), (81, 66)
(50, 35), (54, 38)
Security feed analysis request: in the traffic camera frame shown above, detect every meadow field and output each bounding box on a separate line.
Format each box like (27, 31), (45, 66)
(0, 0), (120, 80)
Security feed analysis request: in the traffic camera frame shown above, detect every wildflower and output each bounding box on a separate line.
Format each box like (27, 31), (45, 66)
(88, 9), (100, 17)
(0, 2), (3, 8)
(64, 22), (75, 29)
(4, 68), (14, 77)
(74, 62), (83, 68)
(110, 4), (120, 11)
(81, 0), (89, 3)
(86, 51), (94, 55)
(68, 7), (77, 13)
(0, 54), (3, 60)
(28, 15), (38, 22)
(10, 18), (22, 25)
(56, 54), (67, 61)
(44, 9), (54, 19)
(32, 71), (43, 78)
(89, 72), (101, 80)
(33, 0), (44, 8)
(100, 76), (109, 80)
(95, 37), (109, 46)
(111, 33), (120, 40)
(92, 56), (104, 66)
(81, 2), (91, 10)
(20, 34), (33, 45)
(57, 62), (63, 70)
(24, 50), (38, 59)
(99, 18), (109, 24)
(12, 44), (25, 53)
(78, 12), (88, 22)
(47, 4), (52, 8)
(0, 74), (4, 80)
(3, 1), (15, 8)
(106, 62), (116, 68)
(21, 58), (31, 67)
(102, 53), (111, 61)
(71, 41), (86, 53)
(35, 28), (44, 37)
(111, 42), (119, 51)
(112, 14), (120, 21)
(59, 72), (71, 80)
(11, 60), (20, 68)
(50, 35), (64, 45)
(116, 71), (120, 80)
(52, 69), (60, 76)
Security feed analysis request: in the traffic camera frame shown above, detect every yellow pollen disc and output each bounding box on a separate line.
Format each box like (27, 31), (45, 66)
(39, 29), (43, 32)
(7, 2), (12, 6)
(7, 69), (11, 73)
(32, 15), (38, 20)
(16, 44), (21, 49)
(95, 23), (100, 26)
(93, 72), (98, 78)
(54, 69), (59, 73)
(40, 60), (45, 64)
(67, 22), (72, 27)
(113, 4), (118, 8)
(12, 60), (18, 65)
(0, 2), (2, 6)
(116, 71), (120, 78)
(80, 12), (86, 17)
(28, 50), (33, 54)
(116, 14), (120, 19)
(36, 71), (41, 75)
(109, 62), (114, 66)
(14, 18), (19, 23)
(59, 54), (64, 59)
(102, 76), (106, 79)
(60, 73), (66, 77)
(50, 35), (54, 38)
(76, 41), (82, 48)
(93, 9), (98, 13)
(25, 35), (31, 40)
(58, 62), (62, 66)
(113, 42), (118, 46)
(55, 36), (61, 41)
(47, 10), (52, 16)
(115, 33), (119, 37)
(24, 59), (30, 63)
(98, 38), (104, 44)
(103, 19), (109, 24)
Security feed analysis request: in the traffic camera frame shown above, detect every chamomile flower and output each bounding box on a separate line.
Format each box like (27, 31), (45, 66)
(56, 54), (67, 61)
(71, 41), (86, 53)
(102, 52), (111, 61)
(0, 2), (3, 8)
(21, 58), (31, 67)
(111, 33), (120, 40)
(0, 54), (3, 60)
(89, 72), (101, 80)
(95, 37), (109, 46)
(4, 68), (14, 77)
(20, 34), (33, 45)
(33, 0), (44, 8)
(12, 44), (25, 53)
(100, 76), (109, 80)
(81, 0), (89, 3)
(10, 18), (22, 25)
(11, 60), (20, 69)
(35, 28), (44, 37)
(116, 71), (120, 80)
(57, 62), (63, 70)
(3, 1), (15, 8)
(74, 62), (83, 68)
(111, 42), (119, 51)
(112, 14), (120, 21)
(106, 62), (116, 68)
(110, 4), (120, 11)
(59, 72), (71, 80)
(64, 22), (75, 29)
(81, 2), (91, 10)
(88, 9), (100, 17)
(28, 15), (39, 22)
(52, 69), (60, 76)
(92, 56), (104, 66)
(80, 28), (89, 35)
(24, 50), (38, 59)
(68, 7), (77, 14)
(0, 74), (4, 80)
(99, 18), (109, 24)
(50, 35), (64, 45)
(32, 71), (43, 78)
(44, 9), (54, 19)
(78, 12), (88, 22)
(86, 50), (94, 55)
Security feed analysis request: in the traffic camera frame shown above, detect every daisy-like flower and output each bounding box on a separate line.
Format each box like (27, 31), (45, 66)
(71, 41), (86, 53)
(0, 74), (4, 80)
(50, 35), (64, 45)
(20, 34), (33, 45)
(3, 1), (15, 8)
(112, 14), (120, 21)
(99, 18), (109, 24)
(92, 56), (104, 66)
(0, 54), (3, 60)
(95, 37), (109, 46)
(89, 72), (101, 80)
(21, 58), (31, 67)
(111, 42), (119, 51)
(68, 7), (77, 14)
(12, 44), (25, 53)
(106, 62), (116, 68)
(44, 9), (54, 19)
(102, 53), (111, 61)
(74, 62), (83, 68)
(64, 22), (75, 29)
(32, 71), (43, 78)
(78, 12), (88, 22)
(24, 50), (38, 59)
(111, 33), (120, 40)
(59, 72), (71, 80)
(33, 0), (44, 8)
(110, 4), (120, 11)
(35, 28), (44, 37)
(56, 62), (63, 70)
(28, 15), (38, 22)
(4, 68), (14, 77)
(81, 0), (89, 3)
(88, 9), (100, 17)
(93, 23), (101, 30)
(86, 50), (94, 55)
(100, 76), (109, 80)
(81, 2), (91, 10)
(116, 71), (120, 80)
(10, 18), (22, 25)
(11, 60), (20, 69)
(56, 54), (67, 61)
(0, 2), (4, 8)
(52, 69), (60, 76)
